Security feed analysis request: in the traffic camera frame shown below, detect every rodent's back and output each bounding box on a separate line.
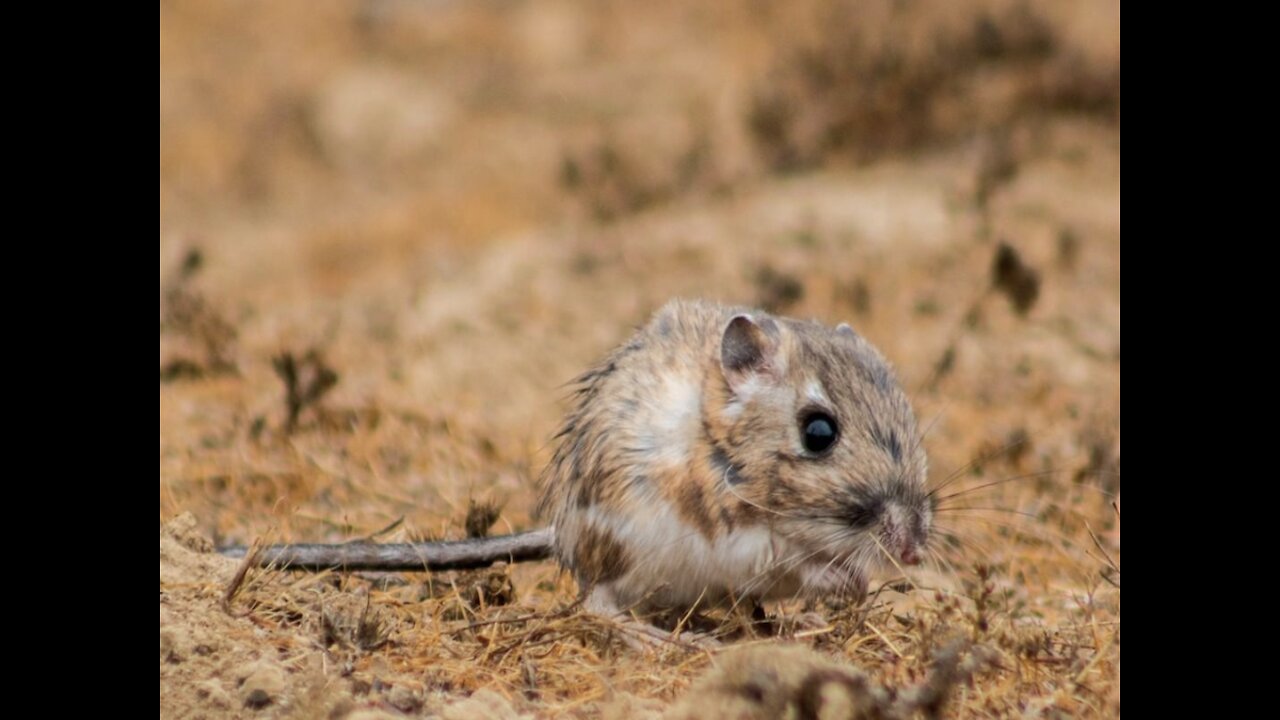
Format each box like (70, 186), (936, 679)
(536, 299), (728, 523)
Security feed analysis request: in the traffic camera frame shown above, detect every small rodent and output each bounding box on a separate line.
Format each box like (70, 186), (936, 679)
(232, 299), (932, 621)
(537, 298), (930, 616)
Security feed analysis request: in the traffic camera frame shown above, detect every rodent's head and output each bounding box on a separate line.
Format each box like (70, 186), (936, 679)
(705, 312), (931, 598)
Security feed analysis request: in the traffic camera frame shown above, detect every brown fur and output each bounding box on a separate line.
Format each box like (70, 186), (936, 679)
(573, 523), (631, 585)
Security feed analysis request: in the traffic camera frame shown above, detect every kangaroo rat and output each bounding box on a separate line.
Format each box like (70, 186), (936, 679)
(233, 299), (931, 618)
(538, 299), (930, 616)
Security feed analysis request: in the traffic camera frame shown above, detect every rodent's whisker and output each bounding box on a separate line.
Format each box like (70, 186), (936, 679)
(932, 468), (1117, 503)
(905, 409), (945, 478)
(737, 534), (847, 602)
(934, 506), (1041, 519)
(920, 547), (955, 584)
(836, 546), (871, 596)
(927, 435), (1034, 496)
(932, 512), (1086, 555)
(924, 524), (997, 566)
(809, 541), (858, 594)
(936, 494), (1112, 528)
(762, 538), (844, 590)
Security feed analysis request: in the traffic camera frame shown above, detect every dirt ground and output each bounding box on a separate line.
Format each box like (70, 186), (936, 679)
(160, 0), (1119, 717)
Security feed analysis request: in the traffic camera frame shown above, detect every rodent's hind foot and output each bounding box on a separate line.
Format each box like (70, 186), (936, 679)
(612, 616), (722, 651)
(582, 585), (721, 651)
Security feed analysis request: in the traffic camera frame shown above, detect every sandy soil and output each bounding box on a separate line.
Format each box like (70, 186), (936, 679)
(161, 1), (1119, 717)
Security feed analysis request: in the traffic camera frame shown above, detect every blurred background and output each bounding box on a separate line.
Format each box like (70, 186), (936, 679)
(160, 0), (1118, 540)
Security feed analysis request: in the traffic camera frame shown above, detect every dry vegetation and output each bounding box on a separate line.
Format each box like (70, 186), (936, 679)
(160, 0), (1119, 717)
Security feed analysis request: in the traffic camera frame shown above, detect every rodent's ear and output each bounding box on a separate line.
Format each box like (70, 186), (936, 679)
(836, 323), (857, 337)
(721, 314), (781, 390)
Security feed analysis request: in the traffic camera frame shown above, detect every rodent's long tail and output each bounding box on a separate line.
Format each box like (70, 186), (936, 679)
(219, 528), (554, 571)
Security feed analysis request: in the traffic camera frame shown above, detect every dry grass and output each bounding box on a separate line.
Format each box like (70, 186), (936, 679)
(160, 0), (1118, 717)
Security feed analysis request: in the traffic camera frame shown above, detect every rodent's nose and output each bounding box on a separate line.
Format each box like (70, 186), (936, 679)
(880, 502), (925, 566)
(899, 545), (921, 566)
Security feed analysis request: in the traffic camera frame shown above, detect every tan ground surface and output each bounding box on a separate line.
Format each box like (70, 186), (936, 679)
(161, 1), (1119, 717)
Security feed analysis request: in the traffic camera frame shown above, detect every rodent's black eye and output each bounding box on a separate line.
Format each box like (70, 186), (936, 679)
(801, 413), (838, 454)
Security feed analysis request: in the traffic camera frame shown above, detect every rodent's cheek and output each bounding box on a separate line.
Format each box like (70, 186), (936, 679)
(774, 470), (849, 506)
(772, 519), (852, 562)
(724, 397), (795, 451)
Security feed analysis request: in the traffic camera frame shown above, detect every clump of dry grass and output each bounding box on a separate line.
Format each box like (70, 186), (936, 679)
(466, 498), (504, 539)
(160, 247), (239, 381)
(991, 242), (1041, 316)
(272, 349), (340, 433)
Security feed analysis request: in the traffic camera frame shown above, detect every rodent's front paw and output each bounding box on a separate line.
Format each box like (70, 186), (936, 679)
(781, 611), (831, 633)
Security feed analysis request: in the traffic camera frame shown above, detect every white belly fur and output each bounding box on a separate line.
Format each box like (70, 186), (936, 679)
(584, 502), (804, 608)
